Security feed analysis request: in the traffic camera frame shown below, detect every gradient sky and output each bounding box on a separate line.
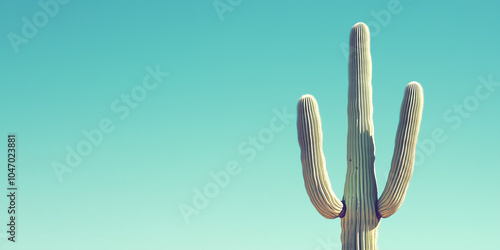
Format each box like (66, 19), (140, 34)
(0, 0), (499, 249)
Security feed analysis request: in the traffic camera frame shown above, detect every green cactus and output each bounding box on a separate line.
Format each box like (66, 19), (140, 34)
(297, 22), (424, 250)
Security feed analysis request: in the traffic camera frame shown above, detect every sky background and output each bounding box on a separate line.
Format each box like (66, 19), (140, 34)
(0, 0), (499, 249)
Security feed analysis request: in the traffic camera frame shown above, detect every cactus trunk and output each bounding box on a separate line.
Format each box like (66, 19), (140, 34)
(341, 22), (380, 250)
(296, 22), (424, 250)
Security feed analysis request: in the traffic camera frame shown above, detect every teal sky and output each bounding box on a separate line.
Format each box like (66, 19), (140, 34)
(0, 0), (499, 249)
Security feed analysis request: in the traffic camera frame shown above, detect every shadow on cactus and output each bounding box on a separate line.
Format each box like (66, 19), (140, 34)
(297, 22), (424, 250)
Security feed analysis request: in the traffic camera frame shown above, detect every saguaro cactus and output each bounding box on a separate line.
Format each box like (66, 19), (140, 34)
(297, 22), (424, 250)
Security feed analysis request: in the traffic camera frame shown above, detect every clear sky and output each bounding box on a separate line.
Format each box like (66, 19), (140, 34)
(0, 0), (499, 249)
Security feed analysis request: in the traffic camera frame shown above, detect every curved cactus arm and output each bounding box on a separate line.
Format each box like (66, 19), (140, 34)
(378, 82), (424, 218)
(297, 95), (344, 219)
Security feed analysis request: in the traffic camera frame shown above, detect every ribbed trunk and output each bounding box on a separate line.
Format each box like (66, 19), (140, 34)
(341, 22), (380, 250)
(341, 139), (380, 250)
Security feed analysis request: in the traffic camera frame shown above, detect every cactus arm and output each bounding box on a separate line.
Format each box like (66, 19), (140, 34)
(297, 94), (344, 219)
(378, 82), (424, 218)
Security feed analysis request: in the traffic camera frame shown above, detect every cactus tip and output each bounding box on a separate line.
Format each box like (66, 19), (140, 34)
(350, 22), (370, 48)
(406, 81), (423, 91)
(352, 22), (368, 29)
(299, 94), (316, 102)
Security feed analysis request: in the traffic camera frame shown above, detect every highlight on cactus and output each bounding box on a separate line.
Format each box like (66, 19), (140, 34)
(296, 22), (424, 250)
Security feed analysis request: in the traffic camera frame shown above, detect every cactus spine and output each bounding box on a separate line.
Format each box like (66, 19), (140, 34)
(297, 22), (424, 250)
